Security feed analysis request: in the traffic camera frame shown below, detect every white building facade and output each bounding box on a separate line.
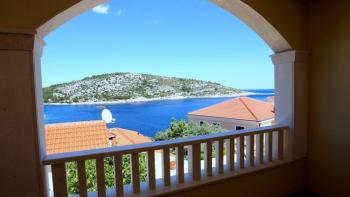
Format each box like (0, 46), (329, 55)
(188, 97), (275, 131)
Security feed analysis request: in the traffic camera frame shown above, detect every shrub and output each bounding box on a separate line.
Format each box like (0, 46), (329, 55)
(155, 119), (227, 141)
(66, 155), (147, 195)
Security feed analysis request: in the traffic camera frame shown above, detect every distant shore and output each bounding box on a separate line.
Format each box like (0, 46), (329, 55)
(44, 92), (274, 106)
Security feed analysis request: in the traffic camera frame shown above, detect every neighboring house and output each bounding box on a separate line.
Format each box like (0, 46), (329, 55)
(108, 128), (152, 146)
(45, 121), (109, 154)
(188, 97), (275, 131)
(45, 120), (152, 155)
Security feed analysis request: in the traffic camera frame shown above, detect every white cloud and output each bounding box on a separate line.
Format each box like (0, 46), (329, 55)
(92, 4), (110, 14)
(117, 9), (125, 16)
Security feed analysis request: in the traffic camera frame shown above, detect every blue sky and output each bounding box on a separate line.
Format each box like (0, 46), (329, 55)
(41, 0), (274, 89)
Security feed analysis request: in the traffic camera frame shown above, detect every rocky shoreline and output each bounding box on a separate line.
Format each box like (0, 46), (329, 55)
(44, 92), (257, 105)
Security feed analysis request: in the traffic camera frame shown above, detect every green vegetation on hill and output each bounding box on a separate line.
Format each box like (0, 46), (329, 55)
(43, 72), (243, 103)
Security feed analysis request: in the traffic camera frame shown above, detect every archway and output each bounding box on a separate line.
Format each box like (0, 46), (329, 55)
(33, 0), (307, 196)
(37, 0), (291, 53)
(0, 0), (312, 196)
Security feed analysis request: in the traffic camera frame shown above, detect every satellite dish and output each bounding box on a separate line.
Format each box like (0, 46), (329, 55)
(101, 108), (116, 124)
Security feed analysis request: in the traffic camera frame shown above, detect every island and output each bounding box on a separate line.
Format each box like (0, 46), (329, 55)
(43, 72), (246, 104)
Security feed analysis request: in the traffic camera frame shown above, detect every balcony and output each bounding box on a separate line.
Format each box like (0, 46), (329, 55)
(44, 125), (290, 197)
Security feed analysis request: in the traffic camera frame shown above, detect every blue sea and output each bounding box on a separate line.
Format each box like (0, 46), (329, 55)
(44, 89), (274, 137)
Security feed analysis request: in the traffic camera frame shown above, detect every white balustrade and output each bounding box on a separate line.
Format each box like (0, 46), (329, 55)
(44, 125), (290, 197)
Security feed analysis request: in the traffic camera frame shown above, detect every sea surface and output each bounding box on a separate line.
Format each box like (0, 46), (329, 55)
(44, 89), (274, 137)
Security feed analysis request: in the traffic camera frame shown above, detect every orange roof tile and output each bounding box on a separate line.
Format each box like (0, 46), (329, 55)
(188, 97), (274, 122)
(46, 121), (152, 155)
(45, 120), (109, 155)
(109, 128), (152, 146)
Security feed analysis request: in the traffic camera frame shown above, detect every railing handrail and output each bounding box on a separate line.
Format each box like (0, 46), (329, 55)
(43, 124), (288, 165)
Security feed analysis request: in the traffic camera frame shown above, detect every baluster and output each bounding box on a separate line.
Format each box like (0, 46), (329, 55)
(284, 128), (291, 160)
(249, 134), (255, 167)
(204, 141), (212, 177)
(77, 161), (87, 197)
(176, 146), (184, 183)
(234, 138), (239, 168)
(278, 129), (285, 160)
(51, 163), (68, 197)
(215, 139), (224, 174)
(147, 150), (156, 190)
(96, 158), (106, 197)
(256, 133), (264, 164)
(114, 155), (124, 197)
(268, 132), (273, 162)
(131, 153), (140, 193)
(188, 144), (201, 181)
(162, 148), (171, 186)
(239, 136), (245, 169)
(225, 138), (235, 171)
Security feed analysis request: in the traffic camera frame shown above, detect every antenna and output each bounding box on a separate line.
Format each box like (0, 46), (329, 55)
(101, 108), (116, 124)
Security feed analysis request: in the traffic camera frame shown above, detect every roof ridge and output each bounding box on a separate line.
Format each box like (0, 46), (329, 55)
(116, 128), (137, 144)
(45, 120), (105, 127)
(239, 97), (259, 121)
(188, 97), (239, 114)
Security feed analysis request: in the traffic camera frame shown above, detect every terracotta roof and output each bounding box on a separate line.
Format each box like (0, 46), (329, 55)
(109, 128), (152, 146)
(188, 97), (274, 122)
(45, 120), (152, 155)
(45, 120), (109, 155)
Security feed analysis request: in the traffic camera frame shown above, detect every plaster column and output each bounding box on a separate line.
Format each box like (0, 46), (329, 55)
(271, 50), (309, 160)
(0, 31), (47, 196)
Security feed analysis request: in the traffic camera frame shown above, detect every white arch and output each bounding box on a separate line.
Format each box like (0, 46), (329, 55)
(37, 0), (291, 52)
(211, 0), (291, 52)
(37, 0), (107, 37)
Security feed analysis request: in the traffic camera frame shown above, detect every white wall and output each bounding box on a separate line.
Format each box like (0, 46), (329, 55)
(189, 115), (261, 130)
(0, 32), (46, 196)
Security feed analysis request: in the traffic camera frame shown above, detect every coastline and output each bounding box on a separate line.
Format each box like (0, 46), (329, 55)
(44, 92), (274, 106)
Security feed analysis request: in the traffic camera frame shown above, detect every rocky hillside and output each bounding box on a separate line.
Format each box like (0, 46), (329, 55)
(43, 72), (243, 103)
